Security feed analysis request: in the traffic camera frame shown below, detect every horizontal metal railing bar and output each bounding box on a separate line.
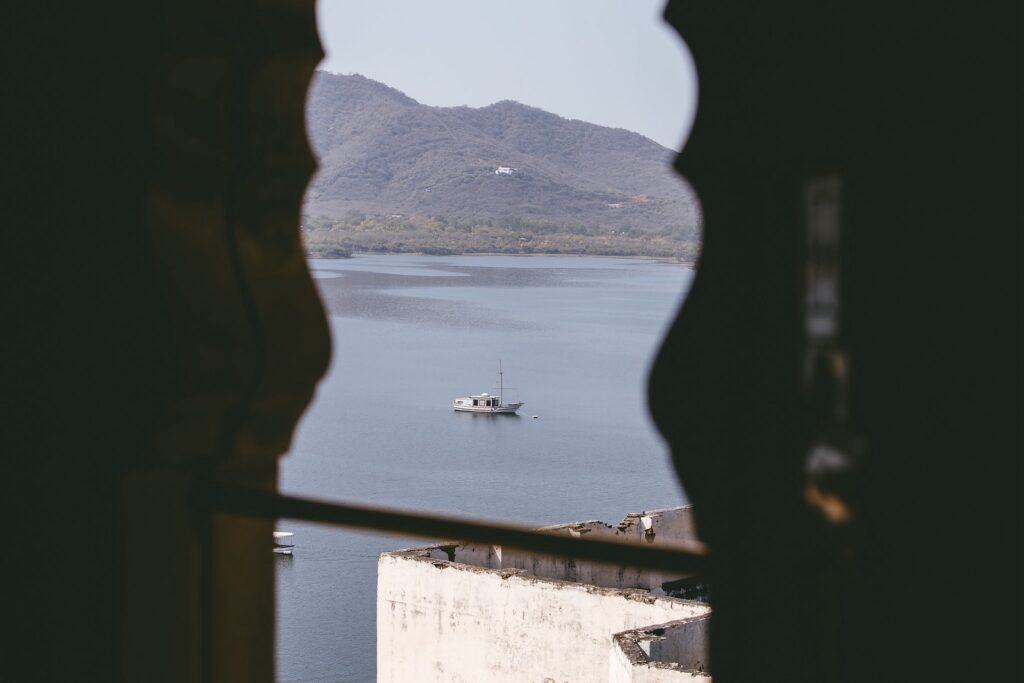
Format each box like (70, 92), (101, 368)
(206, 485), (710, 574)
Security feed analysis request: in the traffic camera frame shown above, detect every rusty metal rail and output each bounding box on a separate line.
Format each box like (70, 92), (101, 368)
(205, 484), (710, 574)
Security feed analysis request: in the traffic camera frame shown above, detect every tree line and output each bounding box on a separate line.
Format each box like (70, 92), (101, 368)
(302, 212), (699, 261)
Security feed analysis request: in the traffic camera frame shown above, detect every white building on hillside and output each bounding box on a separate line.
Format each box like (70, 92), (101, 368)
(377, 506), (711, 682)
(495, 166), (516, 175)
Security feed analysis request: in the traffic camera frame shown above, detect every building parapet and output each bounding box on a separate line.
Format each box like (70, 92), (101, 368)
(425, 505), (704, 594)
(610, 615), (711, 682)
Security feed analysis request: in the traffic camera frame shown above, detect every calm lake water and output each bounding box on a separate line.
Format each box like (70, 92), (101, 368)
(277, 254), (693, 683)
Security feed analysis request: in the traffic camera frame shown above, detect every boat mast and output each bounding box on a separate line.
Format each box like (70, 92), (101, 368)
(498, 360), (503, 405)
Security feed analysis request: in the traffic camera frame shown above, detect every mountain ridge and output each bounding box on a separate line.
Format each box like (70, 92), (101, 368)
(303, 72), (700, 258)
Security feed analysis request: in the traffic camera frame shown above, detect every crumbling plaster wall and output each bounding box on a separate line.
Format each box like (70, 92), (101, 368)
(609, 616), (711, 682)
(377, 549), (709, 683)
(435, 506), (702, 594)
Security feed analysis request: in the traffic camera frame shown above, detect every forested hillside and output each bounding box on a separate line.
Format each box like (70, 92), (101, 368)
(303, 72), (700, 259)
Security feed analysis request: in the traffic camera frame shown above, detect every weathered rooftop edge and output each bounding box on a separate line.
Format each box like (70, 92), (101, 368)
(383, 545), (710, 607)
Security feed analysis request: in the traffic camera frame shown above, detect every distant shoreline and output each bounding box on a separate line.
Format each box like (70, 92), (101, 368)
(301, 215), (700, 264)
(307, 250), (696, 267)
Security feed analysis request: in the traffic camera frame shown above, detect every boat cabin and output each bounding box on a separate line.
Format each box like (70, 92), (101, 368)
(456, 393), (499, 408)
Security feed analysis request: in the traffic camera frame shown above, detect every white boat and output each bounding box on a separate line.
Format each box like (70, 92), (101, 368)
(453, 362), (524, 414)
(273, 531), (294, 555)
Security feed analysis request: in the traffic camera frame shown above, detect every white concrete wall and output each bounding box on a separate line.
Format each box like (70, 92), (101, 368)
(647, 617), (709, 671)
(378, 551), (709, 683)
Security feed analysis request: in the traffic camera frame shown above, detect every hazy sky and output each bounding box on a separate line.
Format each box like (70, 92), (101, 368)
(316, 0), (697, 151)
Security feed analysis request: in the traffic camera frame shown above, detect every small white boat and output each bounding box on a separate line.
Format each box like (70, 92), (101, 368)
(273, 531), (295, 555)
(453, 362), (524, 414)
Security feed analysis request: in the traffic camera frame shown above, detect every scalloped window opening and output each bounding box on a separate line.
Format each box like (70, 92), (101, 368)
(281, 2), (703, 682)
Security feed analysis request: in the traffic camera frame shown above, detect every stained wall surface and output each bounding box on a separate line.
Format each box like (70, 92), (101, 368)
(377, 538), (709, 682)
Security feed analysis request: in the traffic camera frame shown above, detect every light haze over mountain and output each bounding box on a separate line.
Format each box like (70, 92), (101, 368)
(315, 0), (697, 150)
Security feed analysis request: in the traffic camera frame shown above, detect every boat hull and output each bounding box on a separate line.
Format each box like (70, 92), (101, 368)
(453, 402), (523, 414)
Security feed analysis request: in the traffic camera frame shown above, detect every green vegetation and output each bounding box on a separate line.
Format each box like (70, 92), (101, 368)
(302, 213), (699, 261)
